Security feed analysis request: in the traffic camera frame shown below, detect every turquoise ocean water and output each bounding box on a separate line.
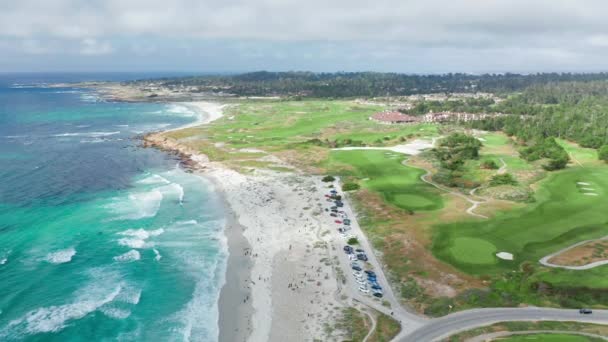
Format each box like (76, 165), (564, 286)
(0, 74), (227, 341)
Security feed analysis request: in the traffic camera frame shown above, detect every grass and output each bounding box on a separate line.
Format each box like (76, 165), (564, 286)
(368, 312), (401, 342)
(449, 237), (498, 265)
(433, 165), (608, 277)
(323, 150), (443, 212)
(447, 321), (608, 342)
(557, 139), (600, 165)
(497, 333), (603, 342)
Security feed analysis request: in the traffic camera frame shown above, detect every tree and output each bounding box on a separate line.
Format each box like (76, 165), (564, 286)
(481, 160), (499, 169)
(489, 173), (518, 186)
(342, 182), (360, 191)
(322, 175), (335, 182)
(599, 145), (608, 163)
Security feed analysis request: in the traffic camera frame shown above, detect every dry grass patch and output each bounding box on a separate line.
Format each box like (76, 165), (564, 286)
(549, 239), (608, 267)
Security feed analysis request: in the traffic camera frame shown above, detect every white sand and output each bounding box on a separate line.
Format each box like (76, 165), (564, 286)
(333, 138), (435, 155)
(577, 182), (591, 186)
(583, 193), (599, 196)
(165, 101), (226, 132)
(205, 168), (345, 342)
(496, 252), (514, 260)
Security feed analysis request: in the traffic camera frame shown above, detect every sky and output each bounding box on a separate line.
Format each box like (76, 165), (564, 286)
(2, 0), (608, 74)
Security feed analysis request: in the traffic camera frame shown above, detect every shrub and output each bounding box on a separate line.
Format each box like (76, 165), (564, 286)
(342, 182), (360, 191)
(322, 175), (335, 182)
(489, 173), (518, 186)
(481, 160), (499, 169)
(347, 237), (359, 245)
(599, 145), (608, 163)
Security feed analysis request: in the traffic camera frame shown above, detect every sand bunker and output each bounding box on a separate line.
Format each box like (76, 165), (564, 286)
(577, 182), (591, 186)
(583, 193), (599, 196)
(496, 252), (514, 260)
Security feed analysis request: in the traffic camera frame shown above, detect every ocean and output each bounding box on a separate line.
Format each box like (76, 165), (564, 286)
(0, 73), (227, 341)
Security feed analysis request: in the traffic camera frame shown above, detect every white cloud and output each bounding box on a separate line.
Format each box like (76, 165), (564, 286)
(79, 38), (113, 55)
(2, 0), (608, 71)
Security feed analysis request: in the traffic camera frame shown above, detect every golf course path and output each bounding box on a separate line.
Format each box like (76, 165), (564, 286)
(397, 307), (608, 342)
(498, 157), (507, 174)
(466, 330), (608, 342)
(408, 163), (488, 219)
(539, 235), (608, 270)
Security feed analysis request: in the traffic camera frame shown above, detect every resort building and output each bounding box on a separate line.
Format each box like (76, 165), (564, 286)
(369, 111), (420, 124)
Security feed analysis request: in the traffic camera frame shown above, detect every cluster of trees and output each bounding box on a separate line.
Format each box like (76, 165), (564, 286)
(489, 173), (518, 186)
(432, 133), (482, 187)
(134, 71), (608, 98)
(519, 138), (570, 171)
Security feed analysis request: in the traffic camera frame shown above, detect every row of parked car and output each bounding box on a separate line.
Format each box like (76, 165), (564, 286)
(325, 186), (384, 299)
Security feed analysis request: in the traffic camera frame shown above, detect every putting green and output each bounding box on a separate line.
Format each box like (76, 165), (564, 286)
(449, 237), (497, 265)
(325, 150), (443, 212)
(433, 166), (608, 277)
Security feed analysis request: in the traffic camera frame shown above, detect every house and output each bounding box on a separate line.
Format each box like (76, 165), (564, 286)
(370, 111), (420, 124)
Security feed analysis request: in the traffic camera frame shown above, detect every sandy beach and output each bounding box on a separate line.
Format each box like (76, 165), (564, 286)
(145, 101), (349, 341)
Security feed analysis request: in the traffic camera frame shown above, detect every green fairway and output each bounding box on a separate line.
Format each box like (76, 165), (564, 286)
(433, 165), (608, 276)
(325, 150), (443, 212)
(495, 333), (602, 342)
(557, 139), (599, 165)
(449, 237), (497, 265)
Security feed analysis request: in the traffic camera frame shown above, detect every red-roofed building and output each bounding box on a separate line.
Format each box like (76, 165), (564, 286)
(369, 111), (420, 124)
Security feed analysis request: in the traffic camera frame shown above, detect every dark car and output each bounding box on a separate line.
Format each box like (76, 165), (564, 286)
(372, 292), (383, 298)
(364, 270), (376, 277)
(580, 308), (593, 314)
(357, 254), (368, 261)
(367, 275), (377, 281)
(352, 265), (362, 271)
(330, 213), (337, 217)
(355, 248), (364, 253)
(343, 246), (354, 254)
(335, 202), (344, 207)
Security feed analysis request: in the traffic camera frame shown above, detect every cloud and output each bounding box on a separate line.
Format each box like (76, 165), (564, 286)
(1, 0), (608, 72)
(79, 38), (113, 55)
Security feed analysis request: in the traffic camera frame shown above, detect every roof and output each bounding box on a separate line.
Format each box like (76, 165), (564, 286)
(371, 111), (419, 122)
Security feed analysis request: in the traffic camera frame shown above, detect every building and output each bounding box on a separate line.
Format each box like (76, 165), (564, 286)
(369, 111), (420, 124)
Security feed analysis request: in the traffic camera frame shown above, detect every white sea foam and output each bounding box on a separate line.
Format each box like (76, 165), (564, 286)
(4, 285), (121, 335)
(53, 131), (120, 138)
(115, 286), (141, 305)
(153, 248), (162, 261)
(160, 183), (185, 204)
(100, 307), (131, 319)
(108, 190), (163, 220)
(44, 248), (76, 264)
(117, 228), (164, 249)
(0, 258), (7, 265)
(137, 174), (170, 185)
(113, 250), (141, 262)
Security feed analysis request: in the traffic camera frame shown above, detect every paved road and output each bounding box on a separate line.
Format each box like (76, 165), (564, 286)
(319, 179), (426, 335)
(399, 308), (608, 341)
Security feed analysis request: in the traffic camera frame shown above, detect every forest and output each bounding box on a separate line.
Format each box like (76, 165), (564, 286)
(134, 71), (608, 98)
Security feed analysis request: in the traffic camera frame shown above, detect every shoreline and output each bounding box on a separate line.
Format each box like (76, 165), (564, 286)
(145, 100), (254, 342)
(216, 186), (254, 342)
(144, 101), (349, 341)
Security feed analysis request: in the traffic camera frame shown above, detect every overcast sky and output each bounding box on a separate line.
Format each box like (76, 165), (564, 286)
(2, 0), (608, 73)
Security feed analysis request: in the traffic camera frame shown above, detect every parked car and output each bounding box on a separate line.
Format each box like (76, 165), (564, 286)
(353, 270), (363, 277)
(348, 254), (357, 261)
(371, 284), (382, 291)
(343, 245), (354, 253)
(357, 254), (368, 261)
(358, 286), (369, 293)
(344, 219), (351, 225)
(364, 270), (376, 277)
(352, 265), (362, 271)
(580, 308), (593, 314)
(372, 292), (383, 298)
(355, 248), (364, 253)
(334, 220), (342, 224)
(330, 213), (337, 217)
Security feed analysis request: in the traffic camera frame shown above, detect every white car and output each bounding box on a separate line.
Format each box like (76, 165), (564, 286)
(355, 278), (367, 285)
(348, 254), (357, 261)
(353, 271), (363, 277)
(358, 286), (369, 293)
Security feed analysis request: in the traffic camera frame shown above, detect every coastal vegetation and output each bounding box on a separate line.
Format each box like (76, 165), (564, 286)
(159, 76), (608, 317)
(446, 321), (608, 342)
